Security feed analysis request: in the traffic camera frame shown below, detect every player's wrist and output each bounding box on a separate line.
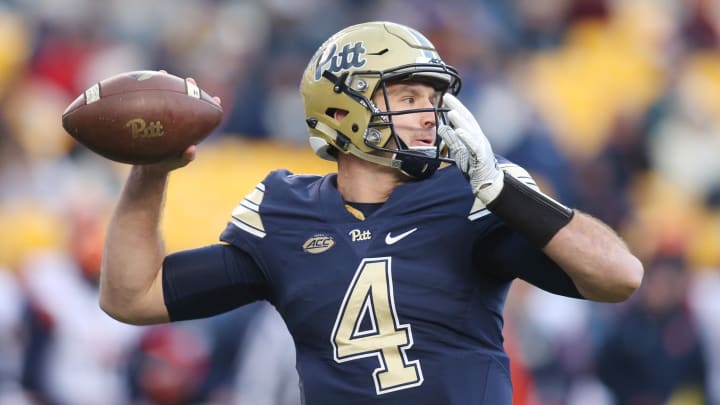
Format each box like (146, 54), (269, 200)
(472, 168), (504, 205)
(129, 165), (174, 189)
(486, 171), (574, 247)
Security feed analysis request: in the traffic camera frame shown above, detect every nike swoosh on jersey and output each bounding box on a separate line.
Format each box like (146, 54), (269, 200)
(385, 228), (418, 245)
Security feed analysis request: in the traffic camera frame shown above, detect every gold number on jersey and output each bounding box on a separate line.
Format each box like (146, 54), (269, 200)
(331, 257), (423, 394)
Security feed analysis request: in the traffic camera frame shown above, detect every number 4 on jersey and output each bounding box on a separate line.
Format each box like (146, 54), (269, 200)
(331, 257), (424, 395)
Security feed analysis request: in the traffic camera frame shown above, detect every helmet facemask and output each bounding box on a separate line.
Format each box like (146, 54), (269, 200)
(321, 65), (460, 179)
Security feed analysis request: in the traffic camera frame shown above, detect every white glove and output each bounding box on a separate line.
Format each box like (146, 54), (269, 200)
(438, 94), (504, 204)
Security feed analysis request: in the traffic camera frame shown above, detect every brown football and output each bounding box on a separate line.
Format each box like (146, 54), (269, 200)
(61, 70), (223, 164)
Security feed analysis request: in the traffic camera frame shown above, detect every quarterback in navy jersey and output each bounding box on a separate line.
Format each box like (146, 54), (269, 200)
(100, 22), (643, 404)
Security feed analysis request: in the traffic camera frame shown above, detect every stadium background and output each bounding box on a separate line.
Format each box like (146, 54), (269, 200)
(1, 0), (719, 404)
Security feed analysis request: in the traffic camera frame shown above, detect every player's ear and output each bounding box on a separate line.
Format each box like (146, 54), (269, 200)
(332, 109), (349, 121)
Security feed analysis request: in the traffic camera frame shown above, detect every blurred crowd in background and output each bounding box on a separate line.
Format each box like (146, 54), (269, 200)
(1, 0), (720, 404)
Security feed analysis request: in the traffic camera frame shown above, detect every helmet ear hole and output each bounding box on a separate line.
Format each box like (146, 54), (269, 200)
(327, 108), (349, 121)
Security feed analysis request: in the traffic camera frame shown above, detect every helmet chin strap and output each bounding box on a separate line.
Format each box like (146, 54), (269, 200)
(391, 139), (441, 180)
(350, 143), (439, 179)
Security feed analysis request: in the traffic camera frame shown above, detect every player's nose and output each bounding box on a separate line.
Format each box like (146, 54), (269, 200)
(419, 108), (437, 129)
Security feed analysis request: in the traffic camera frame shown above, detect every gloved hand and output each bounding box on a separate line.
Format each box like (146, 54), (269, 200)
(438, 94), (504, 204)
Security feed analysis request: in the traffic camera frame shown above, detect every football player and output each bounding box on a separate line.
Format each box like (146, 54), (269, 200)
(99, 21), (643, 404)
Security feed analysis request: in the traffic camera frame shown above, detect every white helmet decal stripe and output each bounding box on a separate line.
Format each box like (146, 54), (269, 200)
(403, 27), (438, 60)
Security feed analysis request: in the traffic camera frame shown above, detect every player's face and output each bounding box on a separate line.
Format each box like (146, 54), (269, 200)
(372, 82), (441, 149)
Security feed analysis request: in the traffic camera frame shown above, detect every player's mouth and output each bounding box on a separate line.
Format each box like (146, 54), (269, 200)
(416, 137), (434, 146)
(411, 133), (435, 147)
(401, 127), (435, 147)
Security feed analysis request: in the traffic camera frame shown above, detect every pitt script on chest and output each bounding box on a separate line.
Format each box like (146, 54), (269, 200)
(348, 229), (372, 242)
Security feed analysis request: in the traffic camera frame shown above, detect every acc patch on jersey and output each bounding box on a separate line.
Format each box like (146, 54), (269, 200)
(303, 234), (335, 254)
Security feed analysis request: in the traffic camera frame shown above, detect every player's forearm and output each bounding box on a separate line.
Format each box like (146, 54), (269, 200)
(99, 165), (171, 324)
(543, 211), (644, 302)
(481, 171), (642, 302)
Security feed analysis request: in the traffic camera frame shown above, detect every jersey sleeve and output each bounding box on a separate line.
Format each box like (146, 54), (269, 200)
(220, 179), (269, 248)
(477, 158), (583, 298)
(163, 171), (295, 322)
(476, 226), (582, 298)
(217, 169), (307, 304)
(218, 170), (295, 257)
(162, 244), (270, 321)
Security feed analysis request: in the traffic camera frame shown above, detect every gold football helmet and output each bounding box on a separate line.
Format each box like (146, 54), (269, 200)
(300, 21), (461, 179)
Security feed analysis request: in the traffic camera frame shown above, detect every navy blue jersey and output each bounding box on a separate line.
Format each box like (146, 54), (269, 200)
(204, 162), (581, 404)
(210, 164), (578, 404)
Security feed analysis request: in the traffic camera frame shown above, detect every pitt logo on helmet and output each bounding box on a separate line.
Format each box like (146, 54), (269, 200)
(313, 42), (367, 81)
